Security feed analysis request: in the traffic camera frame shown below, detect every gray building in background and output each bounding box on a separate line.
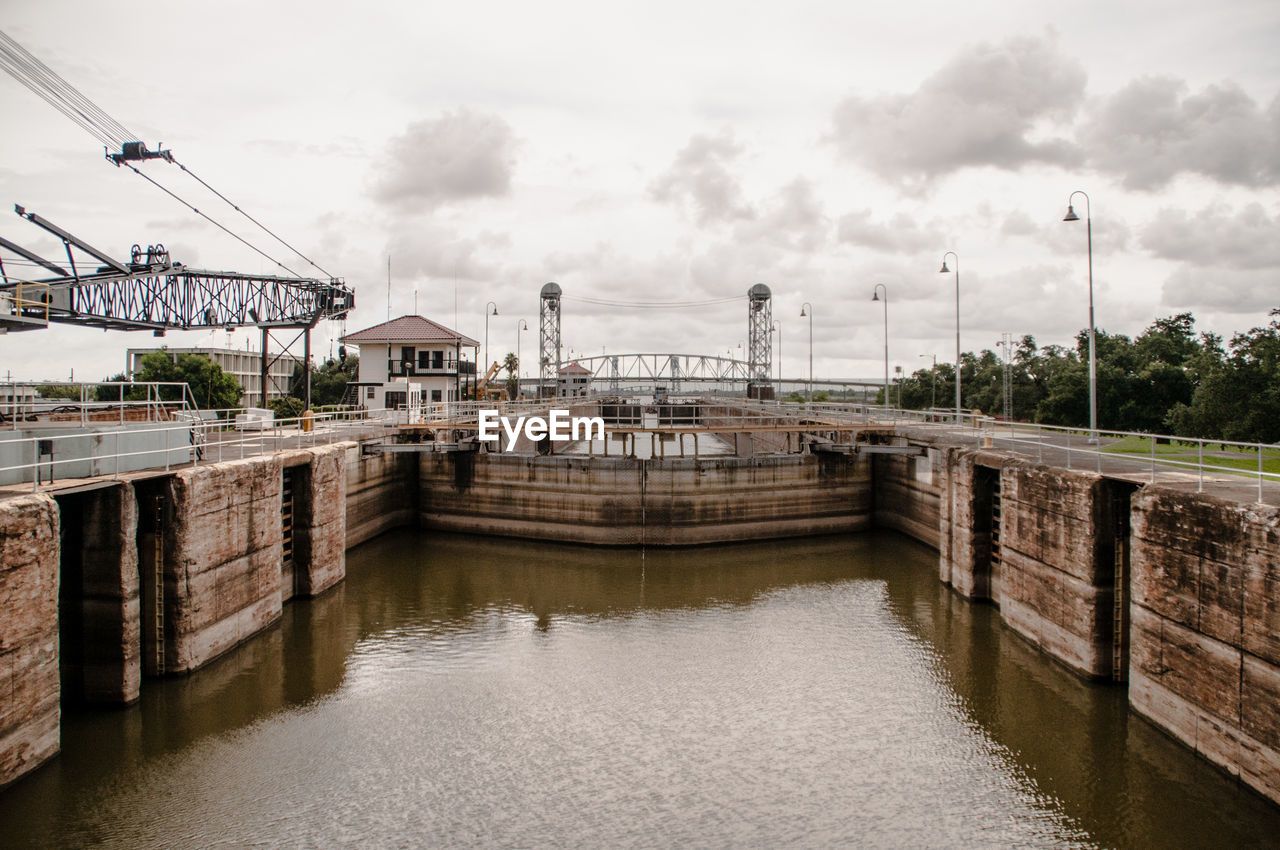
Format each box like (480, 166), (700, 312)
(126, 347), (301, 406)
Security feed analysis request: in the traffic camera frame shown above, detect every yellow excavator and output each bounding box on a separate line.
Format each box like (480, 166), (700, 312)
(476, 361), (507, 400)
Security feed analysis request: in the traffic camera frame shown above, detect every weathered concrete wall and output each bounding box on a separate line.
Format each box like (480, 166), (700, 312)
(290, 443), (349, 597)
(997, 462), (1114, 679)
(0, 495), (59, 789)
(935, 450), (1118, 679)
(418, 453), (872, 545)
(56, 484), (140, 704)
(161, 455), (284, 674)
(872, 449), (944, 548)
(1129, 486), (1280, 805)
(345, 447), (416, 548)
(938, 449), (998, 600)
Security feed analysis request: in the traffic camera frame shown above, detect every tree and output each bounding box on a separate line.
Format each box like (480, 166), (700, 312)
(1170, 312), (1280, 442)
(124, 350), (242, 410)
(288, 355), (359, 407)
(502, 352), (519, 399)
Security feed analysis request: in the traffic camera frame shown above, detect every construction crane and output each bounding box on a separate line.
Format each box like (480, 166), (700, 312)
(0, 205), (352, 333)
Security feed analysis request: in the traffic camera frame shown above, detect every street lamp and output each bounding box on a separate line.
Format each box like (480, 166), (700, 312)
(1063, 190), (1097, 442)
(919, 354), (937, 412)
(484, 301), (498, 376)
(516, 319), (528, 399)
(872, 285), (889, 409)
(800, 302), (813, 403)
(938, 252), (960, 422)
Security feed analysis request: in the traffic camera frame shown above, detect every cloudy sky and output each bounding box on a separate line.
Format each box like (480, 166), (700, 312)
(2, 1), (1278, 384)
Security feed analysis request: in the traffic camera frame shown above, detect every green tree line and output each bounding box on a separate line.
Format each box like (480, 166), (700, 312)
(885, 309), (1280, 443)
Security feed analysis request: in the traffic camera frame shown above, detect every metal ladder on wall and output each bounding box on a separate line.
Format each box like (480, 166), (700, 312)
(1112, 512), (1129, 682)
(152, 495), (165, 676)
(990, 480), (1003, 565)
(282, 468), (295, 574)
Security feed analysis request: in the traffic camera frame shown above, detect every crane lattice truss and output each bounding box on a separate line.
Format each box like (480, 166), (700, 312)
(0, 205), (353, 332)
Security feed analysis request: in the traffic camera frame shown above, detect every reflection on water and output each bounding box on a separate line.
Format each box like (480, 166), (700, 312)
(3, 530), (1279, 847)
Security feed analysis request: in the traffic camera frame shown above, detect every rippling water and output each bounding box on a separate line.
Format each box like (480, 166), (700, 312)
(4, 530), (1279, 847)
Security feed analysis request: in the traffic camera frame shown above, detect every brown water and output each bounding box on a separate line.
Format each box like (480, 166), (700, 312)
(4, 529), (1279, 847)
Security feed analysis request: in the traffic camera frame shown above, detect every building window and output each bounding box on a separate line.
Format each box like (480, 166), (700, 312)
(366, 387), (375, 399)
(418, 350), (431, 370)
(432, 350), (444, 370)
(431, 390), (442, 402)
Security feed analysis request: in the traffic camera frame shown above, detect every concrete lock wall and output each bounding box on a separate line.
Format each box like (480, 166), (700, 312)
(934, 449), (1120, 680)
(417, 453), (873, 545)
(996, 461), (1118, 679)
(0, 494), (60, 789)
(345, 446), (417, 548)
(159, 455), (286, 674)
(872, 449), (947, 549)
(1129, 486), (1280, 805)
(55, 483), (140, 705)
(154, 442), (356, 675)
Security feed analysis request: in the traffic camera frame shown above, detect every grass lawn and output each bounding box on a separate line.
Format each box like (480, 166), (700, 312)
(1101, 435), (1280, 475)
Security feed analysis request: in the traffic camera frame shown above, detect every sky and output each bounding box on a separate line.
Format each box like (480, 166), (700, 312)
(1, 0), (1278, 385)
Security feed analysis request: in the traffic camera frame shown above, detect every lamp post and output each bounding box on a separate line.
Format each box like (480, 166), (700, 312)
(938, 252), (960, 422)
(484, 302), (498, 375)
(800, 302), (813, 402)
(872, 285), (889, 409)
(516, 319), (528, 399)
(919, 354), (937, 412)
(1063, 190), (1097, 442)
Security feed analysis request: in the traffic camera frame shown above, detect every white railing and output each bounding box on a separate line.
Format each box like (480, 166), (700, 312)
(0, 405), (398, 491)
(741, 398), (1280, 502)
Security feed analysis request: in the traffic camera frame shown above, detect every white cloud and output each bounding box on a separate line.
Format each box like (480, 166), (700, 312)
(1079, 78), (1280, 189)
(369, 109), (518, 211)
(1141, 203), (1280, 268)
(829, 33), (1085, 186)
(648, 131), (756, 225)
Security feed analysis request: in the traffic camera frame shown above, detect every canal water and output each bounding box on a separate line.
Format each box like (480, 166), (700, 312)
(4, 529), (1280, 847)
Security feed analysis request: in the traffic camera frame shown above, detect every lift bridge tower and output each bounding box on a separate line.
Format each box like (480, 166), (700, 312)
(539, 282), (562, 397)
(747, 283), (773, 400)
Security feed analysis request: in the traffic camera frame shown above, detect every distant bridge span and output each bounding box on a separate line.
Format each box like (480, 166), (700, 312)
(548, 352), (882, 393)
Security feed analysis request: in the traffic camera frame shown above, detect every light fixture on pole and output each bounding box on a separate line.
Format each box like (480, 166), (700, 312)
(872, 285), (889, 410)
(919, 353), (937, 412)
(484, 301), (498, 375)
(800, 302), (813, 403)
(1063, 190), (1097, 443)
(938, 252), (961, 422)
(516, 319), (528, 399)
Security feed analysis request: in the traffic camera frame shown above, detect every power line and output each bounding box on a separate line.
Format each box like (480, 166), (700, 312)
(0, 29), (135, 147)
(563, 294), (741, 309)
(0, 27), (337, 282)
(171, 159), (334, 278)
(120, 163), (303, 277)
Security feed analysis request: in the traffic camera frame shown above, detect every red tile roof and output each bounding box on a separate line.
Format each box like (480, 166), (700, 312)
(339, 315), (479, 346)
(558, 361), (593, 375)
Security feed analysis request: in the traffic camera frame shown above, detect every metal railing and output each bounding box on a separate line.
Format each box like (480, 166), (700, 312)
(742, 399), (1280, 502)
(0, 404), (400, 491)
